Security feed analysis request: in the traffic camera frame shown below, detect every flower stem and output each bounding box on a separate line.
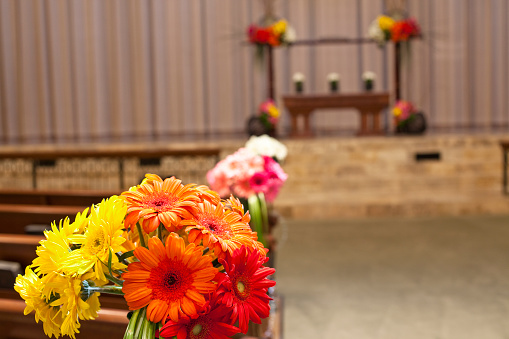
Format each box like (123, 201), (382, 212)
(258, 192), (270, 236)
(248, 194), (267, 247)
(88, 285), (124, 295)
(158, 223), (164, 242)
(136, 222), (147, 248)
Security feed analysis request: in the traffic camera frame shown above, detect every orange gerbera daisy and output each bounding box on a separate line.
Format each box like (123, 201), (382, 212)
(122, 174), (201, 233)
(224, 195), (251, 225)
(122, 235), (218, 323)
(182, 199), (259, 259)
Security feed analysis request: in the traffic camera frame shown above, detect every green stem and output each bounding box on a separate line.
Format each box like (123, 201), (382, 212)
(136, 222), (147, 248)
(258, 192), (269, 236)
(248, 194), (267, 247)
(124, 309), (141, 339)
(134, 307), (146, 339)
(158, 223), (164, 242)
(88, 285), (124, 296)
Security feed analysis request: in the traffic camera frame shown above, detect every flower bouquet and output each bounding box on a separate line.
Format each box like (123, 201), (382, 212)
(361, 71), (376, 91)
(245, 134), (288, 164)
(246, 100), (280, 137)
(392, 100), (416, 131)
(15, 174), (276, 339)
(206, 148), (287, 248)
(247, 19), (295, 47)
(258, 100), (280, 132)
(368, 15), (421, 46)
(392, 100), (427, 134)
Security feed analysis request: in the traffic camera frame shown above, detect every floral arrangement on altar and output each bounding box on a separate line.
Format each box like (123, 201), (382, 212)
(14, 174), (275, 339)
(368, 15), (421, 46)
(392, 100), (416, 127)
(206, 147), (288, 246)
(258, 99), (280, 131)
(247, 19), (295, 47)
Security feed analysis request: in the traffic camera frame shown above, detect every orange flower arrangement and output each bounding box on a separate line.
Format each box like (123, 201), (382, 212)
(14, 173), (276, 339)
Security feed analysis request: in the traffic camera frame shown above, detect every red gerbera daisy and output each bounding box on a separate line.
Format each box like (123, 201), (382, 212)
(121, 174), (201, 233)
(122, 235), (218, 323)
(216, 246), (276, 333)
(159, 297), (239, 339)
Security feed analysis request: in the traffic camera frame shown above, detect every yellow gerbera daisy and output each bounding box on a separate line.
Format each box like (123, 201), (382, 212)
(61, 196), (128, 284)
(14, 267), (63, 338)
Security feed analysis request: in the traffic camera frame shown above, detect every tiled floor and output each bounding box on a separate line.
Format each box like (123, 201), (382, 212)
(274, 215), (509, 339)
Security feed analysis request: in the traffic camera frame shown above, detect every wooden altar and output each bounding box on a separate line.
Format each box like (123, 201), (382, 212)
(283, 92), (390, 137)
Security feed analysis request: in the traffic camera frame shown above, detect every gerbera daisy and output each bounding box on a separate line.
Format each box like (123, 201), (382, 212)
(249, 172), (269, 193)
(195, 184), (221, 205)
(182, 199), (258, 259)
(232, 173), (255, 199)
(61, 196), (128, 284)
(216, 246), (276, 334)
(122, 174), (201, 233)
(206, 168), (232, 198)
(14, 267), (63, 338)
(159, 297), (240, 339)
(122, 235), (218, 323)
(224, 196), (251, 225)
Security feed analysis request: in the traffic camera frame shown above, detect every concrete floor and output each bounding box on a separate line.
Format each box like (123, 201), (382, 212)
(274, 215), (509, 339)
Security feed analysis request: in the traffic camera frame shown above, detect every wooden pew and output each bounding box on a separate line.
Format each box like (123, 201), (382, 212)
(0, 298), (128, 339)
(0, 189), (118, 206)
(0, 204), (85, 234)
(0, 234), (41, 267)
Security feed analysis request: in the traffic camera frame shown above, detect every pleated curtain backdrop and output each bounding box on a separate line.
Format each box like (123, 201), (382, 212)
(0, 0), (507, 144)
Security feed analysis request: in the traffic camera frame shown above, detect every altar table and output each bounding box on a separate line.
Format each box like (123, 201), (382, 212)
(282, 93), (390, 137)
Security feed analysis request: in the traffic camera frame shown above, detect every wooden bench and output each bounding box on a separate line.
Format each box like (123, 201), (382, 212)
(0, 189), (118, 206)
(282, 92), (390, 137)
(0, 234), (41, 268)
(0, 204), (85, 234)
(0, 298), (128, 339)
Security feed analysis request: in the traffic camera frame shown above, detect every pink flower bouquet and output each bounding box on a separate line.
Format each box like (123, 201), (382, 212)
(207, 148), (287, 203)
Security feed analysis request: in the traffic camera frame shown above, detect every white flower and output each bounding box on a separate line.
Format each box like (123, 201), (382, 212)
(245, 134), (288, 162)
(368, 19), (386, 46)
(327, 72), (340, 82)
(362, 71), (376, 81)
(292, 72), (305, 83)
(283, 26), (297, 44)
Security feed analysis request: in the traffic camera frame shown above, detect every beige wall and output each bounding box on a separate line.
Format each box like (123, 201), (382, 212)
(0, 0), (507, 144)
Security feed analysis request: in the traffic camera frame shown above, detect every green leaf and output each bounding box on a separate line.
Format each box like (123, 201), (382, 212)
(118, 250), (134, 263)
(107, 249), (114, 277)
